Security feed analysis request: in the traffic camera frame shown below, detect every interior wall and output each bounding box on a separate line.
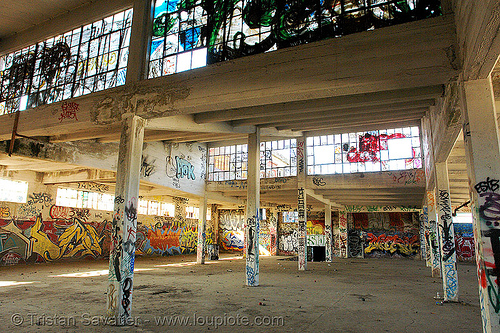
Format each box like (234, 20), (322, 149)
(348, 212), (421, 258)
(0, 179), (213, 266)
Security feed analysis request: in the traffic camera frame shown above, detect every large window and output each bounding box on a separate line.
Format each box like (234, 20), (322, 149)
(0, 179), (28, 203)
(0, 9), (133, 115)
(149, 0), (441, 78)
(208, 139), (297, 181)
(56, 188), (115, 211)
(306, 126), (421, 174)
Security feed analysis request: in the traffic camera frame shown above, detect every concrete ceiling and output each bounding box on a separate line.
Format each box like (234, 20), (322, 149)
(0, 0), (95, 41)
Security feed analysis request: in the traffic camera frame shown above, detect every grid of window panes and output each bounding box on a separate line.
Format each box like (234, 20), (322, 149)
(0, 9), (133, 115)
(0, 179), (28, 203)
(208, 139), (297, 181)
(149, 0), (208, 77)
(260, 139), (297, 178)
(149, 0), (441, 78)
(306, 126), (422, 174)
(56, 188), (115, 211)
(57, 188), (178, 216)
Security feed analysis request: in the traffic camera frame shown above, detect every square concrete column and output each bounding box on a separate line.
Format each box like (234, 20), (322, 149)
(197, 195), (208, 264)
(325, 204), (333, 262)
(339, 210), (348, 258)
(461, 77), (500, 332)
(297, 136), (307, 270)
(106, 114), (145, 324)
(427, 189), (441, 277)
(421, 205), (431, 267)
(210, 204), (220, 260)
(126, 0), (154, 83)
(245, 129), (260, 286)
(435, 162), (459, 302)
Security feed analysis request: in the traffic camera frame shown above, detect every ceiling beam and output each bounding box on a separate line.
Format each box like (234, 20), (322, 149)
(231, 100), (433, 127)
(194, 85), (443, 124)
(266, 108), (425, 129)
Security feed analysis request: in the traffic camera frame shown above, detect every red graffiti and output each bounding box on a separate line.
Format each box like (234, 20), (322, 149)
(49, 205), (71, 220)
(455, 236), (475, 260)
(59, 101), (79, 122)
(147, 228), (181, 251)
(346, 133), (406, 163)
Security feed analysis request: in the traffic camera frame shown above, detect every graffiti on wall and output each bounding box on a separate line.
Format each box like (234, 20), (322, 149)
(364, 232), (419, 257)
(0, 189), (202, 265)
(349, 212), (420, 258)
(454, 223), (474, 262)
(348, 229), (363, 258)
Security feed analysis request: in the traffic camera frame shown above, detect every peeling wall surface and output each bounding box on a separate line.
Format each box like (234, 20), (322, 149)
(0, 181), (213, 266)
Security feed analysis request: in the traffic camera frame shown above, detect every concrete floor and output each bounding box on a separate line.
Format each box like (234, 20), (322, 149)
(0, 255), (481, 332)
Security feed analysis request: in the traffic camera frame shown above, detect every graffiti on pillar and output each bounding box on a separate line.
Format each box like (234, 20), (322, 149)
(348, 229), (363, 258)
(297, 188), (306, 269)
(245, 215), (259, 285)
(438, 189), (458, 299)
(438, 190), (455, 261)
(339, 212), (348, 258)
(297, 141), (305, 173)
(419, 208), (427, 262)
(325, 223), (332, 260)
(474, 178), (500, 315)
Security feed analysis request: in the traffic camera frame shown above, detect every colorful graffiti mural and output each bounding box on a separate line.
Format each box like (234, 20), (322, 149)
(364, 232), (420, 257)
(454, 223), (475, 262)
(0, 189), (202, 265)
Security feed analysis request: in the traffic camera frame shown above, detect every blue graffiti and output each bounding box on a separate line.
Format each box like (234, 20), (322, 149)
(175, 156), (195, 180)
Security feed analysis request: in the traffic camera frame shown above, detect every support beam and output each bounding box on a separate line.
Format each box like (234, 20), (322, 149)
(245, 129), (260, 286)
(231, 101), (433, 127)
(325, 204), (333, 262)
(197, 195), (208, 264)
(427, 189), (441, 277)
(461, 77), (500, 332)
(126, 0), (153, 83)
(106, 114), (145, 324)
(435, 162), (459, 302)
(297, 136), (307, 270)
(339, 210), (348, 258)
(194, 85), (443, 124)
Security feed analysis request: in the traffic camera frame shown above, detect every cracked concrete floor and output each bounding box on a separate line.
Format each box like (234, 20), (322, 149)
(0, 255), (481, 332)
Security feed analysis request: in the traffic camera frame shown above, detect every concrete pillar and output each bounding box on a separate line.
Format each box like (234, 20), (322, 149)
(339, 210), (348, 258)
(422, 205), (432, 267)
(245, 129), (260, 286)
(427, 189), (442, 277)
(126, 0), (153, 83)
(297, 136), (307, 270)
(325, 204), (333, 262)
(461, 77), (500, 332)
(106, 114), (145, 324)
(211, 204), (219, 260)
(435, 162), (459, 302)
(197, 195), (207, 264)
(268, 208), (278, 256)
(419, 208), (428, 263)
